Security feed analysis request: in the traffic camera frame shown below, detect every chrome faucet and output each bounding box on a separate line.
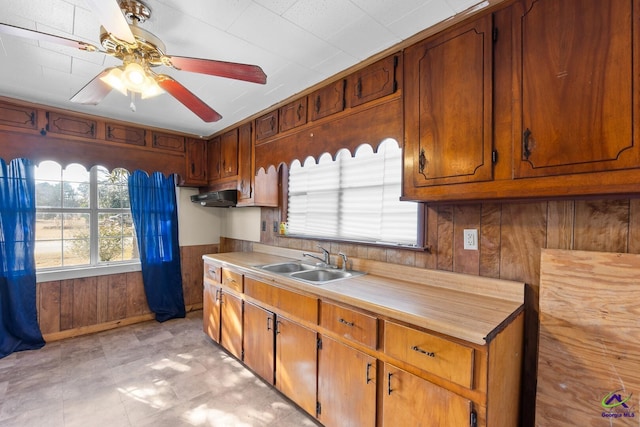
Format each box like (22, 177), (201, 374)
(338, 252), (348, 271)
(303, 245), (331, 266)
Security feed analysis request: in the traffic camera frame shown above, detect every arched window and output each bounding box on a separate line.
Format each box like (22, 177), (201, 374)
(34, 162), (139, 279)
(287, 139), (418, 245)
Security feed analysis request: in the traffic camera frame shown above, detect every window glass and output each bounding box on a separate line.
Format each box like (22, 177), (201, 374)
(287, 139), (418, 245)
(34, 163), (138, 270)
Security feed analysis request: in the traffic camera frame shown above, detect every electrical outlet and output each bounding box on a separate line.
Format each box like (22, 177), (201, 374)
(463, 229), (478, 250)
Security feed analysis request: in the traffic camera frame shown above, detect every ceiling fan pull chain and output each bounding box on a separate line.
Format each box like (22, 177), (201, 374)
(130, 91), (137, 112)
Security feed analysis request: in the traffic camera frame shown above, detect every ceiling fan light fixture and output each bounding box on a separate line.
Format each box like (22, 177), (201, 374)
(99, 67), (128, 96)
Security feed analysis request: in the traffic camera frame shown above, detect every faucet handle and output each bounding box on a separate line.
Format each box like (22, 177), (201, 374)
(317, 245), (330, 264)
(338, 252), (348, 271)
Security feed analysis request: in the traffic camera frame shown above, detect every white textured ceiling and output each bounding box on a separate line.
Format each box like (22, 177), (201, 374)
(0, 0), (492, 137)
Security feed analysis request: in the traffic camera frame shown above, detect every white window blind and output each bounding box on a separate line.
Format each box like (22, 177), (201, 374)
(287, 139), (418, 245)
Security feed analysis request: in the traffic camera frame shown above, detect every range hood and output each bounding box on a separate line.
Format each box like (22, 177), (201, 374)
(191, 190), (237, 207)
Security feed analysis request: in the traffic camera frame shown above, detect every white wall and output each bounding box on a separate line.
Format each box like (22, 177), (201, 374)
(221, 207), (261, 242)
(176, 187), (224, 245)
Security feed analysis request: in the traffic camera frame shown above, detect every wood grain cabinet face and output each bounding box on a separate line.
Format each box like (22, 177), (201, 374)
(243, 301), (275, 384)
(404, 14), (493, 187)
(221, 268), (243, 293)
(105, 123), (145, 146)
(382, 363), (472, 427)
(220, 291), (243, 360)
(151, 131), (185, 152)
(278, 98), (307, 132)
(46, 112), (97, 139)
(514, 0), (639, 178)
(237, 123), (253, 202)
(207, 136), (221, 183)
(308, 79), (345, 121)
(346, 55), (397, 108)
(203, 281), (221, 343)
(275, 316), (317, 416)
(220, 129), (239, 178)
(255, 111), (278, 141)
(320, 301), (377, 349)
(183, 138), (207, 186)
(317, 335), (376, 427)
(0, 101), (37, 130)
(384, 321), (475, 389)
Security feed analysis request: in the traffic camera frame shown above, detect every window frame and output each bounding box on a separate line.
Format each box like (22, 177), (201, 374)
(280, 141), (428, 251)
(34, 163), (141, 283)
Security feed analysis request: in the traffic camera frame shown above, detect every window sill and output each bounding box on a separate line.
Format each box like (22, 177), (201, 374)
(279, 233), (431, 253)
(36, 262), (142, 283)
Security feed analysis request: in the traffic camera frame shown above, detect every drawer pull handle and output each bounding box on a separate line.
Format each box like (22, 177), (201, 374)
(267, 317), (272, 331)
(387, 372), (393, 395)
(366, 363), (373, 384)
(338, 318), (354, 327)
(412, 345), (435, 358)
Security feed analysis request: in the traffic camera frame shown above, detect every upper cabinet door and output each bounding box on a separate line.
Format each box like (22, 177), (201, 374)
(514, 0), (639, 178)
(308, 79), (345, 121)
(346, 55), (397, 108)
(220, 129), (239, 178)
(404, 14), (494, 187)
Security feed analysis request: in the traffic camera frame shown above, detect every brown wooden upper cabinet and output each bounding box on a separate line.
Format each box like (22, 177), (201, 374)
(308, 79), (345, 121)
(346, 55), (397, 109)
(279, 98), (307, 132)
(105, 123), (146, 146)
(255, 111), (279, 141)
(46, 112), (97, 139)
(182, 138), (207, 186)
(404, 14), (493, 187)
(0, 101), (37, 130)
(207, 136), (221, 183)
(151, 131), (185, 152)
(514, 0), (639, 178)
(220, 128), (239, 178)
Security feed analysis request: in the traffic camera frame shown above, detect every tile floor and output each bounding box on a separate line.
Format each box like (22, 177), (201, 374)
(0, 311), (320, 427)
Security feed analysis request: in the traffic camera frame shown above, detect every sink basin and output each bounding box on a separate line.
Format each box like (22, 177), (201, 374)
(255, 261), (365, 285)
(258, 262), (314, 273)
(290, 269), (354, 282)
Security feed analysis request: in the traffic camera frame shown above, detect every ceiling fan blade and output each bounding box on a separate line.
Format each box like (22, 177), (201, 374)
(0, 23), (99, 51)
(168, 56), (267, 84)
(70, 68), (116, 104)
(84, 0), (136, 45)
(155, 75), (222, 122)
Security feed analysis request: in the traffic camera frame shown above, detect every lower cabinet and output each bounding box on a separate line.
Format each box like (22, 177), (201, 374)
(275, 316), (318, 416)
(220, 291), (243, 360)
(243, 301), (275, 384)
(317, 335), (376, 427)
(203, 281), (221, 343)
(382, 363), (472, 427)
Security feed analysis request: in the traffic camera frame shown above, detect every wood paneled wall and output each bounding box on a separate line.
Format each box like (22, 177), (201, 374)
(37, 243), (218, 341)
(253, 197), (639, 426)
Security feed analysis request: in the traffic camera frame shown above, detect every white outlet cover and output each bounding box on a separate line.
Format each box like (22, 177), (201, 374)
(463, 229), (478, 250)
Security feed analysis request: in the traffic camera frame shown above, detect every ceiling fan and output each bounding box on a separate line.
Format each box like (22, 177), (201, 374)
(0, 0), (267, 122)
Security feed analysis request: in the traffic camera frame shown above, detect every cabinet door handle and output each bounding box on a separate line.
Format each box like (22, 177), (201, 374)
(522, 128), (532, 160)
(365, 363), (373, 384)
(338, 318), (354, 327)
(296, 103), (304, 120)
(267, 316), (272, 331)
(356, 77), (362, 98)
(275, 320), (282, 335)
(418, 148), (427, 179)
(411, 345), (435, 358)
(387, 372), (393, 395)
(315, 95), (321, 113)
(215, 288), (221, 302)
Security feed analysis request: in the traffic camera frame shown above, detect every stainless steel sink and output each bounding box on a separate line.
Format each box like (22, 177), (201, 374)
(254, 261), (365, 285)
(258, 262), (315, 273)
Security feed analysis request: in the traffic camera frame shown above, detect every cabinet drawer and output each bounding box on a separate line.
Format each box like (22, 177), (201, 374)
(221, 268), (243, 293)
(384, 321), (474, 388)
(204, 262), (221, 283)
(245, 277), (317, 324)
(320, 301), (377, 349)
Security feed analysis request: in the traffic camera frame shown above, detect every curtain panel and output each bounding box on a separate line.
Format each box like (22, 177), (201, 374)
(0, 158), (45, 359)
(128, 171), (185, 322)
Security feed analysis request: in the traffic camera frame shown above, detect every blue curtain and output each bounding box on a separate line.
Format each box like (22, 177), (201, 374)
(0, 158), (45, 359)
(128, 171), (185, 322)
